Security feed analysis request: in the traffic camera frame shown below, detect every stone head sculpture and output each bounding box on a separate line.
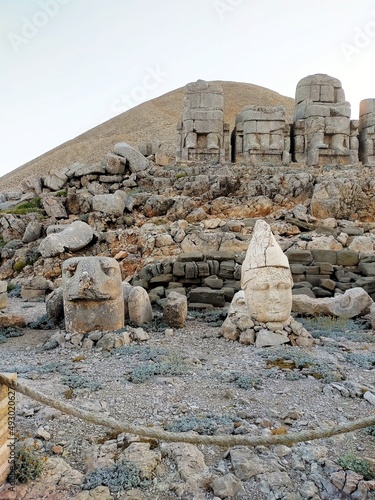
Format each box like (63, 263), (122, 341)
(241, 220), (293, 324)
(62, 256), (124, 333)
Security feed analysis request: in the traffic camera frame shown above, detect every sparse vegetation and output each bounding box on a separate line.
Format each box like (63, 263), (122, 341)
(189, 308), (228, 326)
(82, 459), (150, 493)
(128, 356), (187, 383)
(7, 283), (21, 297)
(338, 452), (374, 480)
(14, 442), (47, 483)
(166, 413), (242, 435)
(13, 259), (27, 273)
(61, 374), (102, 391)
(298, 316), (373, 342)
(0, 197), (42, 215)
(258, 346), (345, 382)
(28, 314), (60, 330)
(345, 352), (375, 369)
(225, 371), (263, 390)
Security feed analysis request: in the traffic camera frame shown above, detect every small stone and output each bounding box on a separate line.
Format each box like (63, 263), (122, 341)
(165, 328), (174, 337)
(36, 426), (51, 440)
(52, 445), (64, 455)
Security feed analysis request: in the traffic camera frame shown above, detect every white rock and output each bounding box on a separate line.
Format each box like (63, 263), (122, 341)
(292, 287), (372, 318)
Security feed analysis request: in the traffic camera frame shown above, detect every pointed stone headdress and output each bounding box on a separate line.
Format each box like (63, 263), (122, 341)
(242, 219), (289, 271)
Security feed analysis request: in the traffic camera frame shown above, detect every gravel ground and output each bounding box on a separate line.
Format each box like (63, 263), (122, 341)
(0, 298), (374, 499)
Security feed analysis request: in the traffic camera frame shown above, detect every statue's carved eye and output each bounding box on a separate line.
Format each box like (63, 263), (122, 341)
(101, 264), (116, 277)
(277, 283), (291, 290)
(64, 263), (77, 278)
(252, 283), (269, 291)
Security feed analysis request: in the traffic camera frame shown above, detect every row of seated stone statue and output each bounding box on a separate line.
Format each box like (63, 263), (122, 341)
(176, 75), (374, 167)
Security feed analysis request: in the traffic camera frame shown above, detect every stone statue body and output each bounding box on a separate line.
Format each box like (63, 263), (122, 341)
(62, 256), (124, 333)
(241, 220), (293, 325)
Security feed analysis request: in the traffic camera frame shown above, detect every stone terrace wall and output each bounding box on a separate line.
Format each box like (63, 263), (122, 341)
(132, 250), (375, 307)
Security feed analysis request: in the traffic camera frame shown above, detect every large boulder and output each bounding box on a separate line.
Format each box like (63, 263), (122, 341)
(292, 287), (372, 318)
(42, 195), (67, 218)
(38, 221), (94, 258)
(92, 192), (125, 216)
(0, 214), (26, 242)
(22, 220), (42, 243)
(114, 142), (149, 172)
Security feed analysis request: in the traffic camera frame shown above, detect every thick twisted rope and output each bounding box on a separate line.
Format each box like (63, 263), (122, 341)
(1, 373), (374, 447)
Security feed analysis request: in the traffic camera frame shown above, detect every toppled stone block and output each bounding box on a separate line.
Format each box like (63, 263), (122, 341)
(163, 291), (187, 328)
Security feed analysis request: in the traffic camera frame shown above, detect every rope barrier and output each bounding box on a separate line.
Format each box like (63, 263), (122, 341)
(1, 373), (374, 448)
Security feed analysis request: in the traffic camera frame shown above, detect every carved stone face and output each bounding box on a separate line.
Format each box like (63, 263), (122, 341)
(62, 257), (124, 333)
(243, 267), (293, 323)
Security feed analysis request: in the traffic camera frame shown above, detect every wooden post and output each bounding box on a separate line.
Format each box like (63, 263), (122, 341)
(0, 373), (16, 486)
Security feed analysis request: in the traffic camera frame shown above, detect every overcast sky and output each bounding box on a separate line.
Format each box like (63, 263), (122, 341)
(1, 0), (374, 178)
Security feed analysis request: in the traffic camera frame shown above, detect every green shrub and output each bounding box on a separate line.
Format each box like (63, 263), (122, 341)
(82, 460), (149, 494)
(13, 260), (27, 273)
(0, 197), (42, 215)
(338, 452), (374, 480)
(55, 190), (67, 197)
(14, 443), (46, 483)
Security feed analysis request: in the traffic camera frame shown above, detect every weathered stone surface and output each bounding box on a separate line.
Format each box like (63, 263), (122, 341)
(39, 221), (94, 257)
(311, 249), (337, 264)
(358, 262), (375, 276)
(120, 442), (161, 479)
(0, 280), (7, 309)
(22, 220), (42, 243)
(163, 291), (187, 328)
(286, 250), (313, 265)
(336, 250), (359, 266)
(177, 80), (229, 163)
(242, 220), (292, 324)
(68, 163), (106, 177)
(292, 287), (372, 318)
(21, 175), (42, 195)
(106, 153), (125, 174)
(46, 288), (64, 323)
(211, 473), (245, 498)
(143, 195), (174, 217)
(21, 276), (54, 300)
(189, 287), (225, 307)
(62, 257), (124, 333)
(43, 172), (68, 191)
(256, 329), (289, 347)
(92, 192), (125, 216)
(128, 286), (153, 325)
(114, 142), (149, 172)
(42, 195), (67, 218)
(370, 303), (375, 330)
(0, 214), (26, 242)
(162, 442), (208, 481)
(230, 447), (279, 480)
